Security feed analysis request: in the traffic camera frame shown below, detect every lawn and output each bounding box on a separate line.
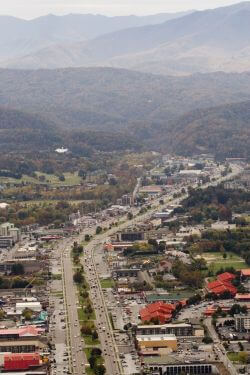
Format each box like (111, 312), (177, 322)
(84, 348), (104, 374)
(227, 351), (248, 363)
(209, 261), (248, 272)
(51, 273), (62, 280)
(0, 171), (82, 187)
(77, 307), (96, 321)
(77, 308), (85, 321)
(100, 278), (115, 288)
(202, 252), (242, 261)
(198, 252), (248, 272)
(83, 335), (100, 346)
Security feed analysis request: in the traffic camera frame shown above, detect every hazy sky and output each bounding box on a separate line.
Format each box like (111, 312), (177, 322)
(0, 0), (244, 19)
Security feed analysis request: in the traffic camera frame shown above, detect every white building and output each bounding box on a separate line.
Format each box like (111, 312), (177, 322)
(16, 302), (42, 314)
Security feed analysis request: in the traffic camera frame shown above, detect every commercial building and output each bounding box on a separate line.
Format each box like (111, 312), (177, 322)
(235, 314), (250, 332)
(235, 293), (250, 302)
(206, 272), (237, 297)
(144, 357), (216, 375)
(112, 268), (140, 278)
(4, 353), (40, 371)
(136, 334), (177, 354)
(117, 230), (145, 242)
(140, 302), (176, 324)
(0, 326), (46, 353)
(241, 269), (250, 279)
(0, 223), (21, 244)
(16, 302), (42, 314)
(136, 322), (204, 338)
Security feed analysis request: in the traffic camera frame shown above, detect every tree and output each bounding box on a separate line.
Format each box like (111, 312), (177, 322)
(22, 308), (33, 321)
(73, 271), (83, 284)
(81, 324), (92, 336)
(95, 365), (106, 375)
(96, 226), (102, 235)
(11, 263), (24, 275)
(92, 330), (98, 340)
(91, 348), (102, 357)
(202, 336), (213, 344)
(85, 234), (90, 242)
(59, 175), (65, 182)
(0, 309), (6, 320)
(127, 212), (133, 220)
(78, 170), (86, 179)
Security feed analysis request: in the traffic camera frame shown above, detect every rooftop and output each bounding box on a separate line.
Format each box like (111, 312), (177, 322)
(137, 334), (176, 342)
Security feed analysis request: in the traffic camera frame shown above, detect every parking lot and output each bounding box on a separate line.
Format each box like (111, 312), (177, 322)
(49, 248), (70, 375)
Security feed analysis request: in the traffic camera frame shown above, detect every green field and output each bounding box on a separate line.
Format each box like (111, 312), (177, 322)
(227, 352), (248, 363)
(100, 279), (115, 288)
(197, 252), (248, 272)
(77, 307), (96, 322)
(0, 171), (82, 187)
(83, 335), (100, 346)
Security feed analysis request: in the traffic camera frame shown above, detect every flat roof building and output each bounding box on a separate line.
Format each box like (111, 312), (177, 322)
(136, 334), (177, 353)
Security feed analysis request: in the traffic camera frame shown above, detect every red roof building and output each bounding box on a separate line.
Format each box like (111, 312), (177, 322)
(0, 326), (43, 340)
(235, 293), (250, 302)
(203, 305), (231, 317)
(217, 272), (235, 283)
(206, 273), (237, 297)
(140, 302), (176, 324)
(4, 353), (40, 371)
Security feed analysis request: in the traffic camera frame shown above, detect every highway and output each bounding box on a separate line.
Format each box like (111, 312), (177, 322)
(56, 163), (242, 375)
(61, 240), (87, 375)
(83, 240), (122, 375)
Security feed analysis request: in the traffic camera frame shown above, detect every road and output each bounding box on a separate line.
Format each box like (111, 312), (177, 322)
(61, 240), (87, 375)
(205, 318), (237, 375)
(83, 241), (122, 375)
(57, 163), (242, 375)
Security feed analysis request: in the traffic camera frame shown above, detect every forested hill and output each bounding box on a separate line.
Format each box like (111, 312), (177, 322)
(2, 68), (250, 132)
(166, 101), (250, 159)
(0, 107), (60, 151)
(0, 68), (250, 158)
(0, 107), (140, 154)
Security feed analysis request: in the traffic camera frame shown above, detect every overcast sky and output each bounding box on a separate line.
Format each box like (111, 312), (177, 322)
(0, 0), (244, 19)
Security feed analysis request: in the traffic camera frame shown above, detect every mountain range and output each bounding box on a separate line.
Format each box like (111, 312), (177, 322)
(0, 11), (192, 62)
(2, 2), (250, 75)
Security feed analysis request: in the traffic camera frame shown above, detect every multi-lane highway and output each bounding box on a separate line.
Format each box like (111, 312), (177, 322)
(56, 163), (242, 375)
(83, 240), (122, 375)
(61, 240), (87, 375)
